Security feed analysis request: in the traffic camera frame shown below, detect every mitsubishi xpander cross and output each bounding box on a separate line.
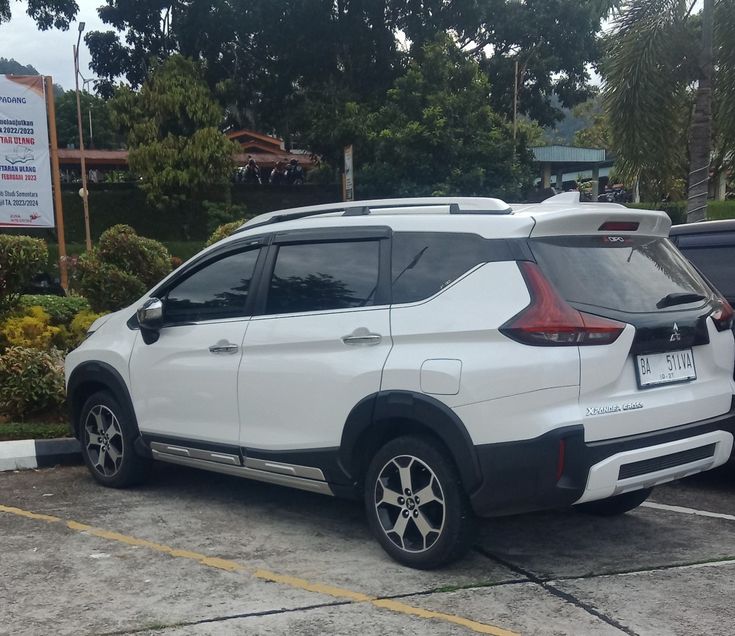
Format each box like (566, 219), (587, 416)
(66, 194), (735, 569)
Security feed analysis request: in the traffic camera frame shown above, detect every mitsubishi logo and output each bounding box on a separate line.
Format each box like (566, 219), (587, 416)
(670, 322), (681, 342)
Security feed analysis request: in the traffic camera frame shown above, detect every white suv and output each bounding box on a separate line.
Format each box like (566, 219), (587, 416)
(66, 195), (735, 569)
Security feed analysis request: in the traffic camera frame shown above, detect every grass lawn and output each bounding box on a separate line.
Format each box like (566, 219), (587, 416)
(0, 421), (71, 442)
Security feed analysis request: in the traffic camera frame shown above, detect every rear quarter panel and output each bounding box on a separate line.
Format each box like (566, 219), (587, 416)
(382, 261), (581, 445)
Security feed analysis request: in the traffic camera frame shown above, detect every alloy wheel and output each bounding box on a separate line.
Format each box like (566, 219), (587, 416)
(373, 454), (446, 553)
(84, 405), (125, 477)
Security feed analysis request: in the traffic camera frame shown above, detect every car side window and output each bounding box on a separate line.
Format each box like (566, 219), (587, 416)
(391, 232), (489, 303)
(265, 240), (380, 315)
(677, 244), (735, 301)
(164, 248), (260, 323)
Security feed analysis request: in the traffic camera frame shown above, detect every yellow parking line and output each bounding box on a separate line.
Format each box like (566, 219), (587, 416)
(0, 503), (518, 636)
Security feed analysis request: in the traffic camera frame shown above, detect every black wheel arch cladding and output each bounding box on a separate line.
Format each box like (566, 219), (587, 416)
(339, 391), (482, 492)
(67, 361), (142, 442)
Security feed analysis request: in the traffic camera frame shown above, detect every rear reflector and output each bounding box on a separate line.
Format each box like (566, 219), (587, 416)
(556, 439), (566, 482)
(711, 297), (734, 332)
(500, 262), (626, 346)
(598, 221), (640, 231)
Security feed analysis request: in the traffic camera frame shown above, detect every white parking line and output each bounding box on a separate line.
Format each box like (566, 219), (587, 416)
(642, 501), (735, 522)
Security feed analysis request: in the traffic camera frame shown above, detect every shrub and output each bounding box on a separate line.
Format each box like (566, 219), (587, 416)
(0, 235), (48, 311)
(74, 225), (171, 312)
(203, 201), (248, 234)
(0, 306), (62, 350)
(19, 294), (90, 326)
(76, 255), (147, 313)
(96, 224), (172, 288)
(0, 346), (66, 420)
(69, 309), (106, 347)
(206, 220), (244, 247)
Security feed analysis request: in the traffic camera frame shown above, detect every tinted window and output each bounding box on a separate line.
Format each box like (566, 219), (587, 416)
(265, 241), (380, 314)
(392, 232), (489, 303)
(531, 236), (710, 313)
(165, 249), (260, 322)
(678, 245), (735, 302)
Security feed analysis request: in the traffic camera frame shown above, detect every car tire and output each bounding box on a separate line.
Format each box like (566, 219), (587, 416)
(364, 435), (475, 569)
(79, 391), (149, 488)
(575, 487), (653, 517)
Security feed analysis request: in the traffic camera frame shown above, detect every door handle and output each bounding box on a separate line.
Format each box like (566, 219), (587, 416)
(342, 329), (382, 346)
(209, 341), (239, 354)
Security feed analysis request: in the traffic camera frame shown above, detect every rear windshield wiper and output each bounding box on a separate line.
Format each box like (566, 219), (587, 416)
(656, 292), (706, 309)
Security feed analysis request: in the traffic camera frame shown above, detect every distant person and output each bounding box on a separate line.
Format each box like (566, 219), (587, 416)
(286, 159), (305, 185)
(269, 161), (287, 185)
(243, 158), (262, 184)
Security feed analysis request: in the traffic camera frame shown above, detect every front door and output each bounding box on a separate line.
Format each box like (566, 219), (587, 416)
(129, 245), (262, 446)
(239, 230), (392, 451)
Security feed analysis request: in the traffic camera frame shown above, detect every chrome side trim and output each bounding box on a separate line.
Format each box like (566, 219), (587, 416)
(244, 457), (326, 481)
(150, 442), (240, 466)
(151, 449), (334, 496)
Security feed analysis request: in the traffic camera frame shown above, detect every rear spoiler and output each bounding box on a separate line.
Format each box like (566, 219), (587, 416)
(522, 196), (671, 238)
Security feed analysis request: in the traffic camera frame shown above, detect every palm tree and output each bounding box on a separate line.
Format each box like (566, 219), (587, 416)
(603, 0), (735, 219)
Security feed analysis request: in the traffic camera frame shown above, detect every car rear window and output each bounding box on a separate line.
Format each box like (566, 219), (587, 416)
(530, 236), (710, 313)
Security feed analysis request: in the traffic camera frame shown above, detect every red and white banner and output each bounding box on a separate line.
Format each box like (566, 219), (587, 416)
(0, 75), (54, 228)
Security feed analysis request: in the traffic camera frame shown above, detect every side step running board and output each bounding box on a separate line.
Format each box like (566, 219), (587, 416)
(150, 442), (333, 496)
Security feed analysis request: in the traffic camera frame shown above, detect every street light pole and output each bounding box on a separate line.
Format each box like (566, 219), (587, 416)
(73, 22), (92, 251)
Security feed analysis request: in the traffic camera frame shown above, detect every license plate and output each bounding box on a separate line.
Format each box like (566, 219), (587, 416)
(636, 349), (697, 388)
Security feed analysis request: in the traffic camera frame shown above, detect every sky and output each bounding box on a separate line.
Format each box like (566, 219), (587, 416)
(1, 0), (104, 90)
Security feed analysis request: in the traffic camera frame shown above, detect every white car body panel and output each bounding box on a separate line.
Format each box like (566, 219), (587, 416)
(238, 306), (391, 450)
(383, 261), (581, 445)
(579, 320), (735, 442)
(64, 309), (137, 391)
(129, 319), (250, 445)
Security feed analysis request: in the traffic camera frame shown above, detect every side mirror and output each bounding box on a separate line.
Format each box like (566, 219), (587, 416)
(137, 297), (163, 331)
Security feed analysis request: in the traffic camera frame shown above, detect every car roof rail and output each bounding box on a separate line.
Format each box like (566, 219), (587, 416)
(238, 197), (512, 231)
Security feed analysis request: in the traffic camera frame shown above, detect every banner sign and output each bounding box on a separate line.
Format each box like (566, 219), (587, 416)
(344, 144), (354, 201)
(0, 75), (54, 228)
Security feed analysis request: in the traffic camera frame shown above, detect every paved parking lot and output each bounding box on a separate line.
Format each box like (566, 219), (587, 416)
(1, 462), (734, 635)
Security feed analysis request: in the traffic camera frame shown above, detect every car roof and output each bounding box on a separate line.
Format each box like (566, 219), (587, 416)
(234, 194), (670, 239)
(670, 219), (735, 235)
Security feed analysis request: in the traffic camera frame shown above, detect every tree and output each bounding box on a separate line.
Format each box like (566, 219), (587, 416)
(572, 97), (612, 150)
(0, 0), (78, 29)
(0, 57), (39, 75)
(82, 1), (614, 159)
(54, 90), (120, 149)
(396, 0), (619, 126)
(85, 0), (404, 136)
(603, 0), (735, 211)
(347, 37), (533, 199)
(109, 55), (236, 210)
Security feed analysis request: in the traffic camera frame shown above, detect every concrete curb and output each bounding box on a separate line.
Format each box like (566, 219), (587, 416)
(0, 438), (81, 472)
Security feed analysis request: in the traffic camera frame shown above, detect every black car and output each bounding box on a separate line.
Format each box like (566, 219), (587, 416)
(670, 219), (735, 307)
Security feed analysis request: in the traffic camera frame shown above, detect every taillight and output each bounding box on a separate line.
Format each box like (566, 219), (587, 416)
(598, 221), (639, 231)
(500, 262), (626, 346)
(710, 297), (734, 332)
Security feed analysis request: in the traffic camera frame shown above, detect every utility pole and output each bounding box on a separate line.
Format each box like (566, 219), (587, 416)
(73, 21), (92, 250)
(686, 0), (713, 223)
(513, 59), (519, 144)
(45, 76), (68, 290)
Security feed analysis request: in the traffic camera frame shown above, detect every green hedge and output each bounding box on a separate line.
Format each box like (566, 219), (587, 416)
(54, 183), (339, 242)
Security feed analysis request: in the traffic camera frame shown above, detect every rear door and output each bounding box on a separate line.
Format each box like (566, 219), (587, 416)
(531, 234), (735, 441)
(238, 227), (392, 450)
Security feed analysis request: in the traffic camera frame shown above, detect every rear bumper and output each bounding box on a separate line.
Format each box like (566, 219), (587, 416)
(469, 399), (735, 517)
